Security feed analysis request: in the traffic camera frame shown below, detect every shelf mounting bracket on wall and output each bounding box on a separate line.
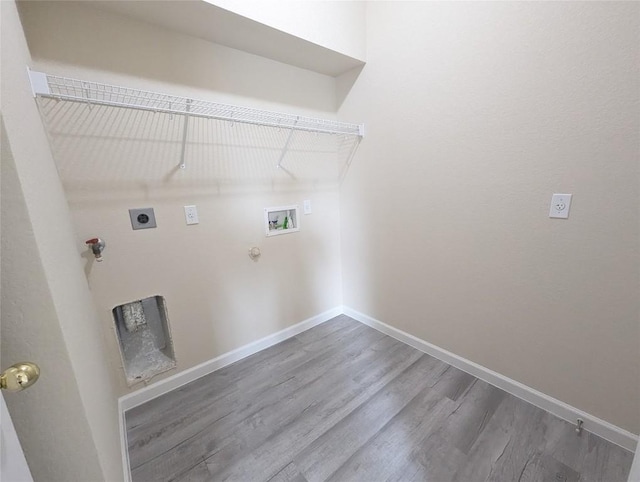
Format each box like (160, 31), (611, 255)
(276, 116), (299, 180)
(178, 99), (191, 170)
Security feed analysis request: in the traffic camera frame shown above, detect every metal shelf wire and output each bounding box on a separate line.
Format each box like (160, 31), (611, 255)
(29, 70), (364, 137)
(29, 69), (363, 179)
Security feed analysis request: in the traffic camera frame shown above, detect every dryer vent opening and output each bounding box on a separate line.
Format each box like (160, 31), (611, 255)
(112, 296), (176, 384)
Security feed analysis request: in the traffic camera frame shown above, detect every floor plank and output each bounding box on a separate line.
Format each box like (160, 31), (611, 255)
(205, 342), (424, 481)
(268, 462), (308, 482)
(295, 356), (452, 482)
(126, 316), (633, 482)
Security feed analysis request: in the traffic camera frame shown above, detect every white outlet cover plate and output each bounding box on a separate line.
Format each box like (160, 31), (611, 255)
(184, 205), (199, 225)
(549, 194), (572, 219)
(303, 199), (312, 215)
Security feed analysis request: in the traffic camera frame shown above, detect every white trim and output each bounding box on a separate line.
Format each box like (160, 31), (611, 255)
(118, 306), (342, 480)
(629, 449), (640, 482)
(118, 397), (132, 482)
(343, 306), (638, 453)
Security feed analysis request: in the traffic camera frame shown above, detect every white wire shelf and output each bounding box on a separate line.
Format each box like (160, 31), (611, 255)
(28, 70), (364, 137)
(29, 69), (363, 179)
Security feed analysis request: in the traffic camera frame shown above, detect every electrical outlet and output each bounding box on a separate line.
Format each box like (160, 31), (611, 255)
(549, 194), (572, 219)
(184, 205), (199, 225)
(303, 199), (312, 215)
(129, 208), (157, 230)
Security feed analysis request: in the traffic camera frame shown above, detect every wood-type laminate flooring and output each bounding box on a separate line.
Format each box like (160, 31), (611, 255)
(126, 315), (633, 481)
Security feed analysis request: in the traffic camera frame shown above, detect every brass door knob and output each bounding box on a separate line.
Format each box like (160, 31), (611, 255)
(0, 362), (40, 392)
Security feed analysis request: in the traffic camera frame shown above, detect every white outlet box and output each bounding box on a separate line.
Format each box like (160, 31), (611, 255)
(549, 194), (572, 219)
(184, 205), (199, 225)
(303, 199), (312, 215)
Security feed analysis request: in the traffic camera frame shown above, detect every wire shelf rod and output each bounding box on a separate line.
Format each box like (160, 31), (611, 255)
(178, 99), (191, 170)
(29, 70), (364, 137)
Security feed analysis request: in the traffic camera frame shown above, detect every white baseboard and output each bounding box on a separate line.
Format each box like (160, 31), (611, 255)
(343, 306), (638, 453)
(118, 306), (342, 481)
(629, 450), (640, 482)
(118, 398), (131, 482)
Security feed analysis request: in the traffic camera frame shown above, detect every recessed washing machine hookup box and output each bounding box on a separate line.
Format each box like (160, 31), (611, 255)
(264, 205), (300, 237)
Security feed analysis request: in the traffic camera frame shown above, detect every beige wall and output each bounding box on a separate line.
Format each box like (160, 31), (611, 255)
(210, 0), (366, 61)
(18, 1), (344, 395)
(338, 1), (639, 434)
(1, 1), (122, 480)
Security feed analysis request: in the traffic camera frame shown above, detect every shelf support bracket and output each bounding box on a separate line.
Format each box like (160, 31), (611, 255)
(339, 136), (363, 183)
(276, 117), (299, 179)
(179, 99), (192, 169)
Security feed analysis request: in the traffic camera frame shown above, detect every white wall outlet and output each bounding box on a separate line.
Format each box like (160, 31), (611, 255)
(549, 194), (572, 219)
(303, 199), (312, 215)
(184, 205), (199, 225)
